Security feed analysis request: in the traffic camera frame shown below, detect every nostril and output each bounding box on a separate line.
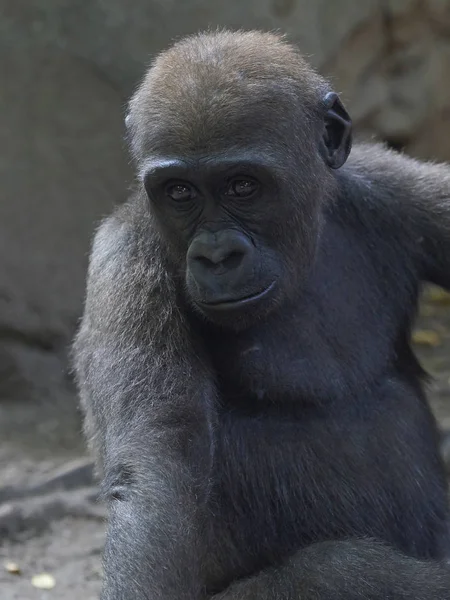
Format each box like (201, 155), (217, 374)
(195, 255), (214, 269)
(222, 251), (244, 270)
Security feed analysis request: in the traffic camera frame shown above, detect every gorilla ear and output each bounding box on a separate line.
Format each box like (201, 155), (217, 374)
(320, 92), (352, 169)
(124, 112), (132, 129)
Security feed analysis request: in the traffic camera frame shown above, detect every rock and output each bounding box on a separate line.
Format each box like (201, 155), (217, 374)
(0, 488), (105, 541)
(0, 459), (95, 504)
(0, 35), (130, 461)
(4, 561), (21, 575)
(5, 1), (450, 162)
(31, 573), (56, 590)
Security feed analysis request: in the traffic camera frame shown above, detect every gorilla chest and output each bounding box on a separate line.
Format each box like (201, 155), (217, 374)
(205, 398), (388, 590)
(207, 275), (405, 408)
(209, 307), (390, 407)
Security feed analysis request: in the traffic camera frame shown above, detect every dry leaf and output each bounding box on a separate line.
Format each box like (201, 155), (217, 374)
(427, 287), (450, 305)
(412, 330), (441, 347)
(31, 573), (56, 589)
(4, 561), (21, 575)
(419, 305), (437, 317)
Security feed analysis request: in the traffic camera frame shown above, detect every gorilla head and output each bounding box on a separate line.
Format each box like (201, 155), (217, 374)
(126, 31), (351, 328)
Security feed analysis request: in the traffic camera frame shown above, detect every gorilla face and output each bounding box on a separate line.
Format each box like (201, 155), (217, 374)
(134, 38), (351, 330)
(143, 155), (285, 327)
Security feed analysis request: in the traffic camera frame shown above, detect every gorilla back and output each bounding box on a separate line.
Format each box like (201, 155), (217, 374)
(74, 30), (450, 600)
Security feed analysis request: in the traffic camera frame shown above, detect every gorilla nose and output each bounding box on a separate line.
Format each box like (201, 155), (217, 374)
(187, 230), (253, 281)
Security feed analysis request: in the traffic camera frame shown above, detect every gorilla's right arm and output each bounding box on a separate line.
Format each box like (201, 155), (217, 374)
(73, 203), (215, 600)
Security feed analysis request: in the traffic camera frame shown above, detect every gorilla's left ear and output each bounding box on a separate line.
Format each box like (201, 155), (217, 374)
(320, 92), (352, 169)
(124, 112), (132, 130)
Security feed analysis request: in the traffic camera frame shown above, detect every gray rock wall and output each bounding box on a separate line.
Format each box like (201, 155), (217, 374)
(1, 0), (449, 454)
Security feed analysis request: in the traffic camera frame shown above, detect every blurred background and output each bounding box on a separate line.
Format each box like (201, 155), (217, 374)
(0, 1), (450, 598)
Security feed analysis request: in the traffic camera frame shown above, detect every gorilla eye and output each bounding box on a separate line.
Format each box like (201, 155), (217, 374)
(226, 178), (259, 198)
(165, 182), (196, 202)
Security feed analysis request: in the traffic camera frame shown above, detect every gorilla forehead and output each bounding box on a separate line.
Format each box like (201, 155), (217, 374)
(127, 30), (328, 159)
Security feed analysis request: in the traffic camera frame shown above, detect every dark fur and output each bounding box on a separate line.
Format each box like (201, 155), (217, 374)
(74, 30), (450, 599)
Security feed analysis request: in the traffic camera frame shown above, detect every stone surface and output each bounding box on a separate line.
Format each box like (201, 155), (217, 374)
(3, 1), (450, 160)
(0, 33), (131, 468)
(0, 516), (104, 600)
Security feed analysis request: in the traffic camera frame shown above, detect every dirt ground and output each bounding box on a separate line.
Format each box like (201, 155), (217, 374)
(1, 286), (450, 600)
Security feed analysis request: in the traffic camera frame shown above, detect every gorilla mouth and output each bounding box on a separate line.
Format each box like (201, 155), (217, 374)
(199, 281), (276, 311)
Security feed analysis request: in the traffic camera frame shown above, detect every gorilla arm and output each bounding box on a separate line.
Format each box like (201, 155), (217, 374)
(73, 203), (214, 600)
(343, 143), (450, 290)
(213, 539), (450, 600)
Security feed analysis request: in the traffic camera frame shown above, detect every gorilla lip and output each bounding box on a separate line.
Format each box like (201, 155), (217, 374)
(199, 281), (276, 311)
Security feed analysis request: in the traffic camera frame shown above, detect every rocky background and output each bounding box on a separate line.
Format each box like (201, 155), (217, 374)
(1, 1), (450, 598)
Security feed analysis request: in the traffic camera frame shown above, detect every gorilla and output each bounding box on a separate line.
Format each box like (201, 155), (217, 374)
(73, 29), (450, 599)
